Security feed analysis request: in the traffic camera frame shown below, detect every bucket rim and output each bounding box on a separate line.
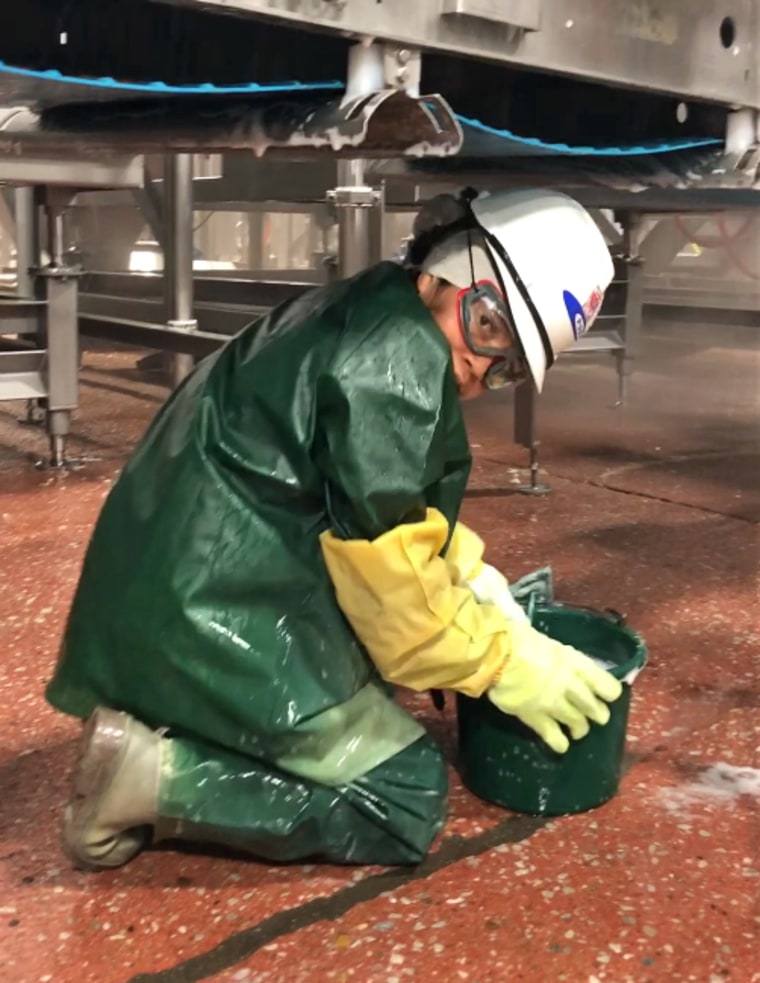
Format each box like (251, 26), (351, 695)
(533, 602), (648, 681)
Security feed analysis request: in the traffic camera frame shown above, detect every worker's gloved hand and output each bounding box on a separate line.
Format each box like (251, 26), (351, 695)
(487, 621), (623, 754)
(465, 563), (529, 624)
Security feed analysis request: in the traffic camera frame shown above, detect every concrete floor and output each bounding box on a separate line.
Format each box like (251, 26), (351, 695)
(0, 316), (758, 983)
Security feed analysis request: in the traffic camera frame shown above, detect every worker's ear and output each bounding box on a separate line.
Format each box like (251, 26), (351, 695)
(416, 273), (447, 309)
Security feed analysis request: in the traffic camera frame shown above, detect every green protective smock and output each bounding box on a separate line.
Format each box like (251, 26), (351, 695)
(46, 262), (472, 859)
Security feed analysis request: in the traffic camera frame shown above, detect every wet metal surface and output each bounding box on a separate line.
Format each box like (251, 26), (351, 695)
(1, 318), (758, 982)
(2, 89), (464, 159)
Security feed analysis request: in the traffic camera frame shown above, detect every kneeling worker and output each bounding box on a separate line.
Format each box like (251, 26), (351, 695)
(46, 187), (622, 869)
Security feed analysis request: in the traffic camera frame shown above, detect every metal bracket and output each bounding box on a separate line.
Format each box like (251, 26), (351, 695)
(167, 318), (199, 332)
(33, 453), (87, 473)
(344, 41), (422, 100)
(20, 399), (46, 428)
(329, 159), (386, 279)
(382, 46), (422, 97)
(326, 187), (383, 208)
(441, 0), (542, 32)
(33, 264), (83, 282)
(725, 108), (759, 157)
(517, 442), (552, 497)
(730, 144), (760, 187)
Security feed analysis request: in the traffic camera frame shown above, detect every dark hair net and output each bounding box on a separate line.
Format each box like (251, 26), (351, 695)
(405, 193), (471, 267)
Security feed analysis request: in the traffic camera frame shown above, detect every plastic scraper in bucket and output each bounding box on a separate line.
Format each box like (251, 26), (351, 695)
(456, 602), (647, 816)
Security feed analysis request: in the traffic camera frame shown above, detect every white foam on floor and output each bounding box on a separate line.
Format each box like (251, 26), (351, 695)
(659, 763), (760, 816)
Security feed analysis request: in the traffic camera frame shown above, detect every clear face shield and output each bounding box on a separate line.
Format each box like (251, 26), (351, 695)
(456, 279), (529, 391)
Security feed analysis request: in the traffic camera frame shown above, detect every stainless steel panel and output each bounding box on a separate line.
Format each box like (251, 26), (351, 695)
(0, 349), (47, 400)
(0, 153), (144, 189)
(643, 281), (760, 314)
(569, 330), (625, 352)
(0, 298), (45, 337)
(157, 0), (760, 108)
(0, 298), (46, 319)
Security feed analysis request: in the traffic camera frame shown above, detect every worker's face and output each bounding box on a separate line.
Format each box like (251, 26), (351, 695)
(417, 274), (519, 400)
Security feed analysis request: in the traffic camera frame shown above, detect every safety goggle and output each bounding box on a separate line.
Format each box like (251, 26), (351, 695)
(457, 280), (528, 390)
(456, 189), (556, 381)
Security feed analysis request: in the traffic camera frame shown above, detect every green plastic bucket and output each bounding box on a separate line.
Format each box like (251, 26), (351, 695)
(456, 604), (647, 816)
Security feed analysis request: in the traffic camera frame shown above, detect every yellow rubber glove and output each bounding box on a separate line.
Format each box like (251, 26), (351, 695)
(321, 508), (622, 753)
(446, 522), (528, 622)
(488, 620), (624, 754)
(444, 521), (486, 585)
(466, 564), (530, 623)
(320, 509), (510, 697)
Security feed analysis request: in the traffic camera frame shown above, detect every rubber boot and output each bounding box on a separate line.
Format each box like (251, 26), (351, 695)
(63, 708), (447, 869)
(62, 706), (161, 870)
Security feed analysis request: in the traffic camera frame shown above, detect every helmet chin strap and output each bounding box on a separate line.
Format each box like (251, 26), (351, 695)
(457, 189), (555, 371)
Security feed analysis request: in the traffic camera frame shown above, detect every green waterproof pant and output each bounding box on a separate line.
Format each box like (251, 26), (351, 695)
(157, 733), (448, 866)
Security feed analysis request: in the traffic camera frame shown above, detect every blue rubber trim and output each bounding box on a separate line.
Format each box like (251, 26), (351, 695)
(457, 113), (722, 157)
(0, 59), (344, 95)
(0, 61), (723, 157)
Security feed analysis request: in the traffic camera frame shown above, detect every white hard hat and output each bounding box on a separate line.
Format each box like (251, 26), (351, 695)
(420, 189), (614, 392)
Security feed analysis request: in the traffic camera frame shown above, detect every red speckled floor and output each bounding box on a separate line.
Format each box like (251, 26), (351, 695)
(1, 317), (758, 983)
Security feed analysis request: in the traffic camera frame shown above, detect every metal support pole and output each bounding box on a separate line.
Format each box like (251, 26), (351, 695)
(247, 212), (265, 270)
(335, 160), (371, 279)
(368, 180), (386, 265)
(327, 41), (390, 280)
(13, 187), (38, 299)
(514, 380), (550, 496)
(163, 153), (197, 387)
(38, 189), (81, 468)
(329, 159), (384, 281)
(0, 190), (14, 260)
(617, 212), (644, 407)
(46, 204), (64, 267)
(343, 43), (385, 103)
(13, 187), (46, 427)
(44, 275), (79, 467)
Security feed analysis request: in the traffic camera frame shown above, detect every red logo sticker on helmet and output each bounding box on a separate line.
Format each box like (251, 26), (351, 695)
(583, 286), (604, 324)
